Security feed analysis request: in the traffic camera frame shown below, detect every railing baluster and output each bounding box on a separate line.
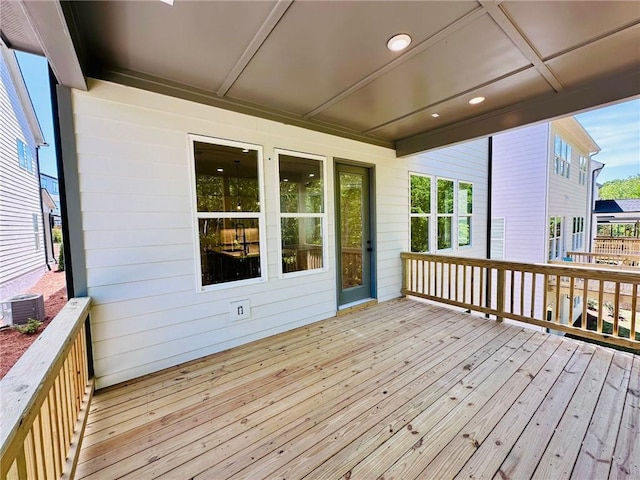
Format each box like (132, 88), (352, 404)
(613, 283), (621, 337)
(598, 281), (605, 333)
(398, 253), (638, 350)
(568, 276), (575, 329)
(509, 270), (515, 314)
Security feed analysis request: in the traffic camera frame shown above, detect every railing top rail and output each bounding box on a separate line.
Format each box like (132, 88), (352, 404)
(400, 252), (640, 283)
(0, 297), (91, 457)
(567, 251), (640, 259)
(550, 260), (640, 272)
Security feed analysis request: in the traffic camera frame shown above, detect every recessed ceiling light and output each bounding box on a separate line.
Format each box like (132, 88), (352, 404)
(309, 173), (315, 178)
(387, 34), (412, 52)
(217, 168), (224, 172)
(431, 113), (440, 118)
(283, 178), (289, 182)
(242, 148), (249, 153)
(469, 96), (485, 105)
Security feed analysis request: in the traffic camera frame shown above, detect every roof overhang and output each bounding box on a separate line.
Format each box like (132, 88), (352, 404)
(2, 0), (638, 157)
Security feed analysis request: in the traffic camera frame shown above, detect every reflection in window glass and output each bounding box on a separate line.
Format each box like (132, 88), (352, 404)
(410, 174), (431, 252)
(192, 138), (263, 288)
(281, 217), (323, 273)
(437, 179), (454, 250)
(458, 182), (473, 247)
(340, 172), (363, 288)
(278, 151), (325, 275)
(438, 216), (452, 250)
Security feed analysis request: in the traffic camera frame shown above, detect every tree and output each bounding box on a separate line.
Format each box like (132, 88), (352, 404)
(599, 174), (640, 199)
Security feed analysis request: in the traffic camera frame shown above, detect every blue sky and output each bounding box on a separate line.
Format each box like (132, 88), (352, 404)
(15, 51), (57, 177)
(14, 51), (640, 184)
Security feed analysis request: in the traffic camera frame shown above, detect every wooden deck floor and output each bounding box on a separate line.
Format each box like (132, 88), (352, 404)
(76, 298), (639, 480)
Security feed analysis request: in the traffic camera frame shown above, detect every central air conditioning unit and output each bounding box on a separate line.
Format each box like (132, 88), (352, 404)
(1, 294), (45, 326)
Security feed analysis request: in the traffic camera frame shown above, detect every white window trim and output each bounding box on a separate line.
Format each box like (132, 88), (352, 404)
(188, 134), (267, 292)
(457, 180), (473, 249)
(409, 172), (432, 253)
(275, 148), (328, 279)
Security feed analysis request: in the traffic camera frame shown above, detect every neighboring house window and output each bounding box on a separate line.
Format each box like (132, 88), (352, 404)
(458, 182), (473, 247)
(190, 136), (264, 289)
(16, 139), (33, 172)
(53, 180), (59, 193)
(410, 174), (431, 252)
(578, 156), (587, 185)
(549, 216), (563, 260)
(437, 178), (454, 250)
(553, 135), (571, 179)
(277, 150), (326, 275)
(572, 217), (584, 250)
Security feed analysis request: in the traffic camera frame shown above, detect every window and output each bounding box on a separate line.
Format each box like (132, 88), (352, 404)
(277, 150), (326, 275)
(458, 182), (473, 247)
(16, 139), (33, 172)
(437, 178), (454, 250)
(190, 136), (264, 289)
(410, 174), (431, 252)
(553, 135), (571, 178)
(578, 155), (587, 185)
(549, 216), (563, 260)
(572, 217), (584, 250)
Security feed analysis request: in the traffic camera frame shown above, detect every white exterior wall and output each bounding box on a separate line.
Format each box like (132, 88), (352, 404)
(0, 51), (45, 299)
(72, 80), (488, 388)
(492, 123), (549, 263)
(547, 123), (591, 256)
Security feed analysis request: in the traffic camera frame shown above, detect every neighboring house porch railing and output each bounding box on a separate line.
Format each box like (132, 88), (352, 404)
(1, 297), (93, 480)
(401, 253), (639, 351)
(566, 251), (640, 267)
(594, 236), (640, 255)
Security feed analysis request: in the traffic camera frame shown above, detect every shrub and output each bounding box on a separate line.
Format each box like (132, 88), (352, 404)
(13, 318), (43, 335)
(604, 301), (615, 316)
(58, 243), (65, 272)
(587, 298), (598, 310)
(52, 227), (63, 243)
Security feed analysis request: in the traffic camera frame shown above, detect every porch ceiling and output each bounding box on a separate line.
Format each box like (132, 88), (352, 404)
(2, 0), (639, 156)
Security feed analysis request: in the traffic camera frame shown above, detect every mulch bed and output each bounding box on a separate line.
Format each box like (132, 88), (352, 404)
(0, 269), (67, 379)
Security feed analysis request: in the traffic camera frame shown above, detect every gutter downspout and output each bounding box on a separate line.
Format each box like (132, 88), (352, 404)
(35, 147), (52, 270)
(588, 154), (604, 254)
(485, 137), (493, 316)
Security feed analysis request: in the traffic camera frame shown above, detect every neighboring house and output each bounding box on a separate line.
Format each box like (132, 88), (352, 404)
(40, 186), (57, 264)
(0, 45), (46, 301)
(491, 117), (601, 264)
(593, 199), (640, 254)
(40, 172), (61, 224)
(593, 198), (640, 237)
(490, 117), (600, 329)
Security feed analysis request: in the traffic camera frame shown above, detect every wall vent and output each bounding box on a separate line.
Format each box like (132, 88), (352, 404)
(1, 294), (45, 326)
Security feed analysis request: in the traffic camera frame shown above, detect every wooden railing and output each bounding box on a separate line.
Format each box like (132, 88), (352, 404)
(1, 298), (93, 480)
(595, 237), (640, 255)
(566, 251), (640, 267)
(401, 253), (639, 351)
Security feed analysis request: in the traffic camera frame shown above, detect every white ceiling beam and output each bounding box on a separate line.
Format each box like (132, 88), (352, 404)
(16, 0), (86, 90)
(395, 68), (640, 157)
(480, 0), (564, 92)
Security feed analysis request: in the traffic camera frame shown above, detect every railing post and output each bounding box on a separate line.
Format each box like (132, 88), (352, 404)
(401, 254), (407, 296)
(496, 268), (505, 322)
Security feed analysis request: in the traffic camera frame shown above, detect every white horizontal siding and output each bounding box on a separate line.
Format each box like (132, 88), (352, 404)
(74, 79), (489, 388)
(0, 50), (45, 294)
(492, 123), (549, 263)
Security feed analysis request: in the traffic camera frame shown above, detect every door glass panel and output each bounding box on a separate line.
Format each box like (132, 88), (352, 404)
(340, 172), (363, 289)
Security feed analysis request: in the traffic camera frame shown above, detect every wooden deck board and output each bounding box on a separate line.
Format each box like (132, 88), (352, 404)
(76, 298), (638, 480)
